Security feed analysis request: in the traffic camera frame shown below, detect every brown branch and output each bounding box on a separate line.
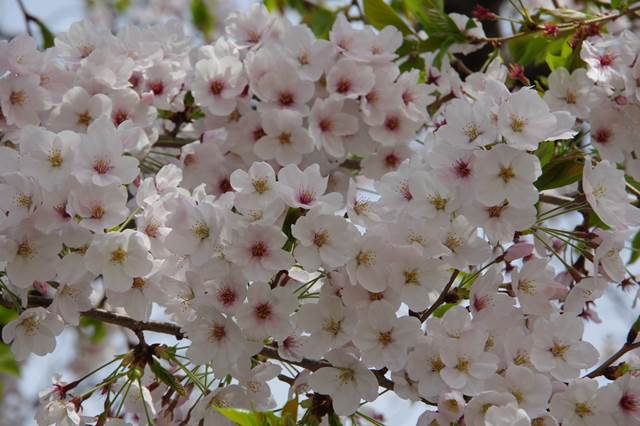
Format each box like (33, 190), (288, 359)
(0, 293), (434, 404)
(471, 4), (640, 46)
(419, 270), (460, 322)
(585, 342), (640, 378)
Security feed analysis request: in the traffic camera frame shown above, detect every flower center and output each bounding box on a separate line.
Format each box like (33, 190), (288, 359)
(593, 128), (611, 144)
(298, 53), (309, 65)
(337, 368), (355, 384)
(378, 330), (393, 347)
(318, 118), (332, 132)
(254, 302), (272, 320)
(566, 90), (577, 104)
(353, 199), (369, 215)
(251, 241), (268, 258)
(431, 357), (445, 372)
(17, 242), (33, 257)
(132, 277), (146, 289)
(453, 159), (471, 178)
(517, 279), (536, 295)
(385, 153), (400, 168)
(15, 193), (32, 209)
(48, 150), (64, 167)
(403, 269), (419, 285)
(90, 205), (105, 219)
(510, 114), (526, 133)
(356, 250), (375, 267)
(456, 357), (470, 373)
(149, 81), (164, 95)
(193, 223), (210, 240)
(93, 159), (112, 175)
(385, 116), (399, 131)
(445, 233), (462, 252)
(402, 90), (414, 105)
(599, 54), (614, 66)
(21, 316), (40, 336)
(463, 123), (480, 141)
(297, 189), (315, 205)
(550, 342), (570, 359)
(278, 92), (294, 107)
(486, 205), (505, 218)
(77, 111), (92, 126)
(209, 324), (226, 341)
(110, 247), (127, 264)
(252, 178), (268, 194)
(498, 165), (515, 183)
(10, 90), (25, 106)
(217, 287), (237, 306)
(336, 79), (351, 94)
(210, 80), (225, 96)
(620, 393), (639, 412)
(428, 194), (447, 211)
(323, 318), (342, 336)
(575, 402), (592, 418)
(313, 230), (329, 247)
(278, 132), (292, 145)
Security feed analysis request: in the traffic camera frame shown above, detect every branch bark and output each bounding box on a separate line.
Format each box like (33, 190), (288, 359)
(0, 293), (432, 403)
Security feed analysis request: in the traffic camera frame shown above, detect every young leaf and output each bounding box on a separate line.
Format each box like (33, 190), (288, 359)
(534, 159), (583, 191)
(629, 231), (640, 265)
(191, 0), (214, 37)
(0, 344), (20, 377)
(34, 20), (55, 49)
(150, 360), (186, 396)
(363, 0), (413, 36)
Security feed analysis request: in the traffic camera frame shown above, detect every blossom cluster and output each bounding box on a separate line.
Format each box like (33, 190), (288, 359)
(0, 3), (640, 426)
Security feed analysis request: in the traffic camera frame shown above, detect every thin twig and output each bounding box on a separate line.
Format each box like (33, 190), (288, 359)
(585, 342), (640, 378)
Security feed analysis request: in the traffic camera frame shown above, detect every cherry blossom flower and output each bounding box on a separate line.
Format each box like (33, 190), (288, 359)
(550, 378), (614, 426)
(254, 109), (314, 165)
(226, 224), (292, 282)
(308, 349), (378, 416)
(236, 282), (297, 341)
(277, 164), (343, 212)
(2, 307), (63, 360)
(530, 314), (599, 381)
(85, 229), (154, 292)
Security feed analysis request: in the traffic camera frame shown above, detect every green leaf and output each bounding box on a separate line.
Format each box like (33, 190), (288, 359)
(433, 303), (456, 318)
(611, 0), (629, 10)
(282, 399), (298, 424)
(308, 8), (335, 39)
(535, 141), (555, 167)
(534, 159), (583, 191)
(405, 0), (463, 40)
(0, 343), (20, 377)
(79, 317), (108, 344)
(629, 231), (640, 265)
(215, 408), (282, 426)
(191, 0), (214, 37)
(150, 360), (186, 396)
(34, 20), (55, 49)
(509, 35), (551, 66)
(540, 8), (587, 21)
(363, 0), (413, 36)
(0, 306), (17, 325)
(115, 0), (131, 13)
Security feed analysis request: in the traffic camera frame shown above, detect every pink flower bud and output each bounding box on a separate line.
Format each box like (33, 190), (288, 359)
(504, 242), (534, 261)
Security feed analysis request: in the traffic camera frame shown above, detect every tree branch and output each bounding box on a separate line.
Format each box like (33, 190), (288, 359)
(585, 341), (640, 378)
(0, 293), (433, 404)
(419, 270), (460, 322)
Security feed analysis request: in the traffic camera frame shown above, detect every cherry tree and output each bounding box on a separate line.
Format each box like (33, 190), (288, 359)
(1, 0), (640, 425)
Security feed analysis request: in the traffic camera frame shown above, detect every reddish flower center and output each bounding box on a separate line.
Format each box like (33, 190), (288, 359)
(620, 393), (639, 412)
(594, 128), (611, 144)
(385, 116), (399, 131)
(113, 110), (129, 126)
(319, 118), (332, 132)
(454, 159), (471, 178)
(297, 189), (315, 205)
(251, 241), (268, 258)
(336, 79), (351, 94)
(217, 287), (237, 307)
(210, 324), (226, 341)
(385, 153), (399, 168)
(252, 127), (266, 141)
(278, 92), (294, 106)
(93, 159), (112, 175)
(599, 54), (614, 67)
(402, 90), (414, 105)
(210, 80), (225, 96)
(219, 177), (233, 193)
(254, 302), (272, 320)
(149, 81), (164, 95)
